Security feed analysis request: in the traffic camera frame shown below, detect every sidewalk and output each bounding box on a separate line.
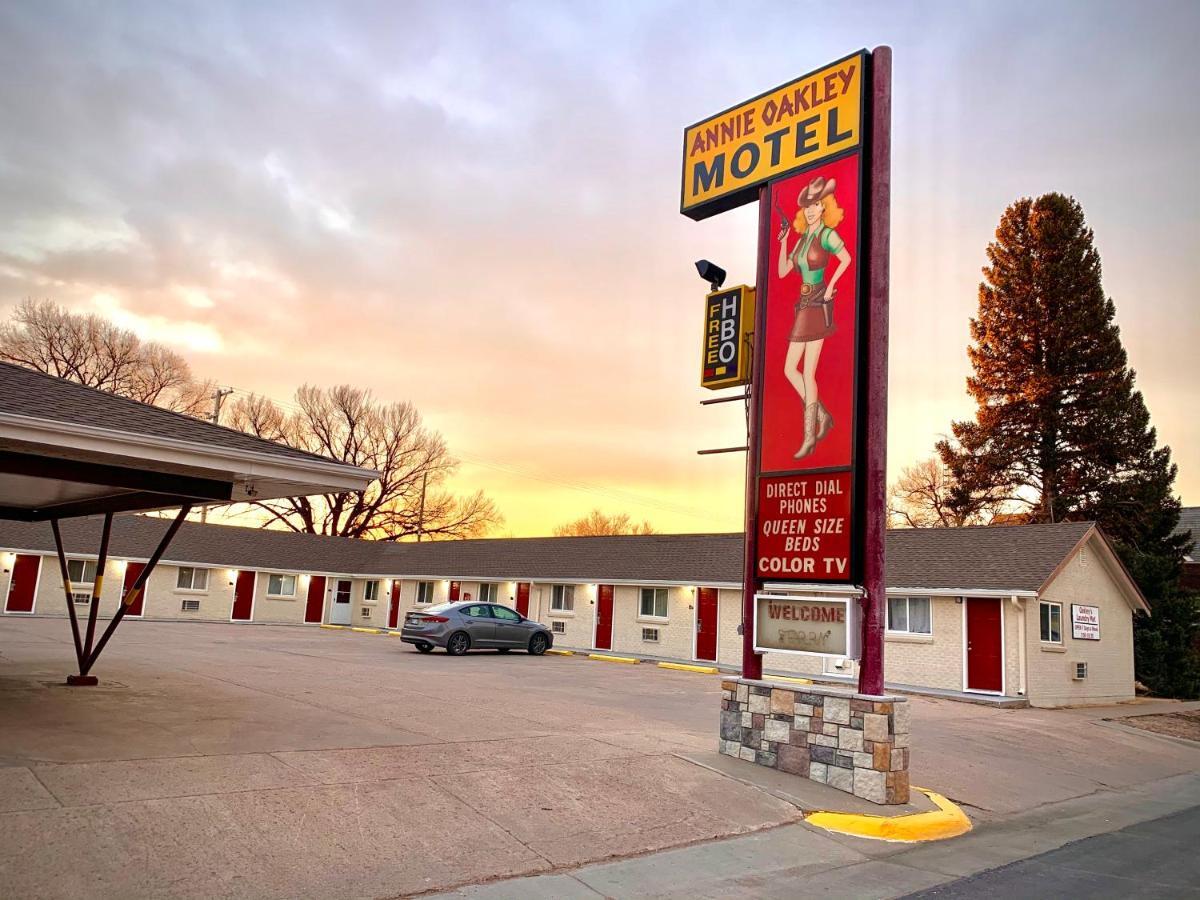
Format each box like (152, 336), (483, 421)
(427, 770), (1200, 899)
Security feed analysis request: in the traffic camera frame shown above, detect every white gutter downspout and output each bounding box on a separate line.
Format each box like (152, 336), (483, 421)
(1013, 594), (1027, 697)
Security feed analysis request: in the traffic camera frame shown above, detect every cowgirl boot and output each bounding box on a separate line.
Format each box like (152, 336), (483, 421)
(816, 400), (834, 441)
(793, 402), (820, 459)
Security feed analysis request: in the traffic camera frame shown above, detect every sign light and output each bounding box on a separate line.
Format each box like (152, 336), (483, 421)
(681, 51), (865, 220)
(701, 285), (754, 389)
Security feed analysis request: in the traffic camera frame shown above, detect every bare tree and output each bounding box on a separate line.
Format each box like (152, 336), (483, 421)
(0, 299), (213, 415)
(553, 509), (657, 537)
(228, 385), (501, 540)
(887, 457), (1008, 528)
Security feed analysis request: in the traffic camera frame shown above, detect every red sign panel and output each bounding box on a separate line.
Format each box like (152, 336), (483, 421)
(756, 471), (852, 581)
(759, 152), (860, 475)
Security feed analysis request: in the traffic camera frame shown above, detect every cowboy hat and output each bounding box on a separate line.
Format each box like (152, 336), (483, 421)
(796, 175), (836, 206)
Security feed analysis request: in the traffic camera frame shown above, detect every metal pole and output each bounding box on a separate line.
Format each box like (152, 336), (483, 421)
(857, 46), (892, 697)
(83, 512), (114, 661)
(416, 471), (427, 542)
(740, 185), (772, 681)
(49, 519), (85, 672)
(200, 388), (233, 524)
(83, 505), (191, 676)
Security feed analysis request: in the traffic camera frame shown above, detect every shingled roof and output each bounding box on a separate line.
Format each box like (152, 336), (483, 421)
(0, 362), (332, 466)
(1175, 507), (1199, 560)
(0, 516), (1099, 594)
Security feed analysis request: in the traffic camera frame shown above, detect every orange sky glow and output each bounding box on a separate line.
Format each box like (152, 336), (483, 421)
(1, 3), (1196, 536)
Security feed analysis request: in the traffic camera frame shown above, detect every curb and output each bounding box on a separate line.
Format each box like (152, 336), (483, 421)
(804, 787), (972, 842)
(350, 626), (383, 635)
(767, 674), (813, 685)
(319, 624), (346, 630)
(546, 649), (574, 656)
(386, 631), (404, 637)
(658, 661), (720, 675)
(588, 653), (639, 664)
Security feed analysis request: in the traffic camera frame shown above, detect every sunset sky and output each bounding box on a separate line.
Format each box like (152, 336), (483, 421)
(1, 2), (1197, 536)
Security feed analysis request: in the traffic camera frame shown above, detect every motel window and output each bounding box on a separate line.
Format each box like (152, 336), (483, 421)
(66, 559), (98, 586)
(479, 583), (498, 603)
(551, 584), (575, 612)
(267, 573), (297, 597)
(176, 567), (209, 592)
(551, 620), (566, 634)
(887, 597), (932, 635)
(416, 582), (434, 604)
(640, 587), (668, 619)
(364, 580), (379, 603)
(1040, 601), (1063, 644)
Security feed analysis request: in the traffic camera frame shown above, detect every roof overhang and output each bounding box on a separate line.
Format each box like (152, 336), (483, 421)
(0, 410), (377, 521)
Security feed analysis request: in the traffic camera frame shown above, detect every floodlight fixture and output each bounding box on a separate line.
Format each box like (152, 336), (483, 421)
(694, 259), (726, 292)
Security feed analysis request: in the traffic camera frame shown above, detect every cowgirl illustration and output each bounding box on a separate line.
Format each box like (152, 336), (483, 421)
(776, 175), (852, 460)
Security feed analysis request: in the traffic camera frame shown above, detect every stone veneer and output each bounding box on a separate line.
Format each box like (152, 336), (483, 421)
(719, 678), (910, 805)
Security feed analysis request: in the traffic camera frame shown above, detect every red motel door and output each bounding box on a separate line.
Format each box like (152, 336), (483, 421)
(966, 597), (1003, 692)
(231, 570), (255, 621)
(595, 584), (613, 651)
(516, 582), (530, 617)
(5, 554), (40, 613)
(388, 581), (402, 628)
(305, 576), (326, 624)
(449, 581), (461, 601)
(696, 587), (719, 662)
(122, 562), (147, 617)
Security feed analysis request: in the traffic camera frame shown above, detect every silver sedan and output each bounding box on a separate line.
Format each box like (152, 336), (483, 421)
(400, 602), (554, 656)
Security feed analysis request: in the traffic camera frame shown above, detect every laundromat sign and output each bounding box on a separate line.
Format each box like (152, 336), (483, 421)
(680, 51), (864, 220)
(754, 594), (850, 658)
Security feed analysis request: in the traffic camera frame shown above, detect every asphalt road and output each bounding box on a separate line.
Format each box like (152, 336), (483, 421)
(906, 804), (1200, 898)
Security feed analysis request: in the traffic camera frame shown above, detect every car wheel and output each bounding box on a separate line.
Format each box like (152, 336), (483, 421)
(446, 632), (471, 656)
(415, 642), (433, 654)
(528, 633), (548, 656)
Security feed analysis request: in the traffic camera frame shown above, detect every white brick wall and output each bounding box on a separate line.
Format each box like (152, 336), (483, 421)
(1027, 538), (1136, 707)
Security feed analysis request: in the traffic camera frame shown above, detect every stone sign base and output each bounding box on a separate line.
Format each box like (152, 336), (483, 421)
(720, 678), (910, 805)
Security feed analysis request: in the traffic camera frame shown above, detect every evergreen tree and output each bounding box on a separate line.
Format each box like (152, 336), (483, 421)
(1134, 590), (1200, 700)
(938, 193), (1187, 593)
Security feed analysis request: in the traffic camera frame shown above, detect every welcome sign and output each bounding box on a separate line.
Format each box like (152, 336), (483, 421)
(754, 593), (851, 658)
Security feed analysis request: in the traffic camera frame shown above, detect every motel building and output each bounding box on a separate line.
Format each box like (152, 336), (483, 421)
(1, 515), (1147, 708)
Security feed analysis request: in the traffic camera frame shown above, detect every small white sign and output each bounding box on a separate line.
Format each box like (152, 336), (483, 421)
(1071, 604), (1100, 641)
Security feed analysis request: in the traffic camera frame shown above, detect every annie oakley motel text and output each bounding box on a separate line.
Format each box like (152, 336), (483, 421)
(685, 59), (858, 199)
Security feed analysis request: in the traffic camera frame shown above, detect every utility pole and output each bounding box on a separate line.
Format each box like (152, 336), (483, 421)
(415, 471), (427, 542)
(200, 388), (234, 524)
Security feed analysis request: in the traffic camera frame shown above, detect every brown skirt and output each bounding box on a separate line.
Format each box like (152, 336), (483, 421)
(789, 283), (835, 342)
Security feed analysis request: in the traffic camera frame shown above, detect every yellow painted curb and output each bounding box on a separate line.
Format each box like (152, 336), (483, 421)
(658, 662), (720, 674)
(804, 787), (971, 843)
(767, 675), (813, 685)
(386, 631), (405, 636)
(546, 649), (574, 656)
(351, 626), (383, 634)
(319, 624), (346, 630)
(587, 653), (639, 664)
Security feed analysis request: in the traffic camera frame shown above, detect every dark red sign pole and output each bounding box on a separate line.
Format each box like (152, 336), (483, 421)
(740, 184), (772, 680)
(857, 46), (891, 696)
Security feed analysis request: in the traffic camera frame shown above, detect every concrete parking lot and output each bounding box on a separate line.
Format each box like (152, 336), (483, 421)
(1, 617), (1198, 899)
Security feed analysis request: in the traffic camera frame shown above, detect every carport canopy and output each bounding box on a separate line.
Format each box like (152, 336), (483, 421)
(0, 362), (377, 681)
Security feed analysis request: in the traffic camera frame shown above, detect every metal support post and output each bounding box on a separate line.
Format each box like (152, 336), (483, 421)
(83, 512), (114, 661)
(49, 519), (85, 673)
(740, 184), (772, 681)
(857, 46), (892, 697)
(77, 505), (192, 679)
